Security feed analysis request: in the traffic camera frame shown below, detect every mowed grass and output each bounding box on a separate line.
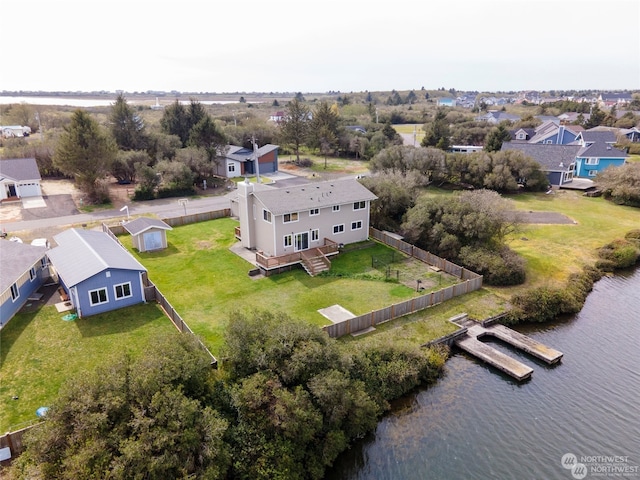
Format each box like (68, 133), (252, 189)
(0, 302), (177, 432)
(501, 189), (640, 295)
(118, 218), (462, 355)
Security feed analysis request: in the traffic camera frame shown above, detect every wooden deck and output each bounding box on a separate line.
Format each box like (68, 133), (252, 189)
(449, 315), (563, 381)
(255, 239), (339, 270)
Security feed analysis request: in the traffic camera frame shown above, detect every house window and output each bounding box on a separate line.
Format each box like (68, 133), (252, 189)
(588, 170), (597, 177)
(228, 163), (235, 172)
(311, 229), (319, 241)
(333, 224), (345, 234)
(351, 220), (363, 230)
(114, 282), (132, 300)
(263, 210), (272, 223)
(29, 267), (36, 281)
(10, 283), (19, 301)
(283, 212), (298, 223)
(309, 208), (319, 216)
(585, 158), (599, 165)
(41, 258), (48, 268)
(89, 288), (108, 306)
(545, 140), (553, 144)
(516, 133), (525, 140)
(284, 234), (292, 247)
(353, 201), (366, 210)
(332, 205), (340, 212)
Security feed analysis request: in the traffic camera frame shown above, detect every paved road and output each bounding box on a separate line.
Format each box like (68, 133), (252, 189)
(1, 194), (233, 233)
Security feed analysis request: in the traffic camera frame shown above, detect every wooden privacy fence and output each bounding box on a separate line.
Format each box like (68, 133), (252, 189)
(0, 425), (38, 465)
(322, 229), (483, 338)
(102, 221), (218, 367)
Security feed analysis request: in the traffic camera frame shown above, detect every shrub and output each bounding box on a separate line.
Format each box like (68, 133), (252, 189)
(597, 239), (640, 269)
(132, 186), (155, 201)
(458, 245), (526, 286)
(157, 186), (196, 198)
(627, 143), (640, 155)
(297, 157), (314, 168)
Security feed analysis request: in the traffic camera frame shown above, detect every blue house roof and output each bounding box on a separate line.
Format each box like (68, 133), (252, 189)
(47, 229), (146, 288)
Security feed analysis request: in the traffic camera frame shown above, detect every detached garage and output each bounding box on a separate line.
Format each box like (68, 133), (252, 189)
(124, 217), (172, 252)
(0, 158), (42, 201)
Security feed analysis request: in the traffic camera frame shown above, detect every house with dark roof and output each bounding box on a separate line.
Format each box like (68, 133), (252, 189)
(216, 144), (279, 179)
(229, 178), (377, 275)
(123, 217), (172, 252)
(47, 229), (148, 317)
(598, 92), (633, 107)
(501, 143), (580, 187)
(475, 111), (521, 124)
(0, 240), (48, 327)
(0, 158), (42, 201)
(510, 128), (536, 142)
(528, 120), (583, 145)
(573, 130), (627, 178)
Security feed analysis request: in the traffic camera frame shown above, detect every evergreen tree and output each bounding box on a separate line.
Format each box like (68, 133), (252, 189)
(54, 110), (116, 203)
(160, 100), (190, 146)
(279, 97), (311, 163)
(109, 93), (148, 151)
(484, 124), (512, 152)
(421, 108), (451, 150)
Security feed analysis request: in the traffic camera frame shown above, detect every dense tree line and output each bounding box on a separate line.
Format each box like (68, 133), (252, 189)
(8, 312), (447, 480)
(595, 163), (640, 207)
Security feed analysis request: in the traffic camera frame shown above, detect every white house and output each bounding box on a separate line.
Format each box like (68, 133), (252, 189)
(230, 178), (377, 275)
(0, 158), (42, 201)
(1, 125), (31, 138)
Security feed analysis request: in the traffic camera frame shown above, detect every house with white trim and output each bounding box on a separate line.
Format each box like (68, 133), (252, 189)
(0, 158), (42, 201)
(47, 229), (148, 317)
(0, 240), (48, 327)
(216, 144), (279, 179)
(230, 178), (377, 275)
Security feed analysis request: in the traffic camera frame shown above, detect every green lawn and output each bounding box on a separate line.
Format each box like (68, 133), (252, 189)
(118, 218), (464, 355)
(0, 303), (177, 432)
(507, 190), (640, 285)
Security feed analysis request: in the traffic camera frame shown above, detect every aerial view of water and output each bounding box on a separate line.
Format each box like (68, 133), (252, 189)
(329, 268), (640, 480)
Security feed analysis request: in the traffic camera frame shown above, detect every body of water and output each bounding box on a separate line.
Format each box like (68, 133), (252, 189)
(0, 96), (245, 107)
(329, 268), (640, 480)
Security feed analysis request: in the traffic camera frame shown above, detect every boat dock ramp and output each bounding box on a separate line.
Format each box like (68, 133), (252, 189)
(426, 314), (563, 381)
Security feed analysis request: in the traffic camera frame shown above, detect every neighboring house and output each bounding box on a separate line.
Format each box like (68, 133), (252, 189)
(501, 143), (580, 187)
(217, 144), (279, 179)
(437, 98), (456, 107)
(510, 128), (536, 142)
(269, 111), (285, 122)
(573, 130), (627, 178)
(47, 229), (147, 318)
(588, 125), (640, 143)
(528, 121), (583, 145)
(229, 178), (377, 275)
(0, 158), (42, 201)
(1, 125), (31, 138)
(622, 126), (640, 143)
(448, 145), (484, 154)
(475, 111), (521, 124)
(598, 92), (633, 108)
(557, 112), (591, 124)
(0, 240), (48, 327)
(123, 217), (172, 252)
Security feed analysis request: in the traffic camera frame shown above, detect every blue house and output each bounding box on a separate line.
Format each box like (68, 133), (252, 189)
(500, 143), (581, 187)
(47, 229), (147, 318)
(528, 121), (584, 145)
(574, 131), (627, 178)
(0, 240), (48, 327)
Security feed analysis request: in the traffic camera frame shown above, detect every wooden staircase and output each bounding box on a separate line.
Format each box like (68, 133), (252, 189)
(301, 249), (331, 276)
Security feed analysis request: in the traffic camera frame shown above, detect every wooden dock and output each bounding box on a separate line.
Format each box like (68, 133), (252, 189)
(449, 315), (563, 381)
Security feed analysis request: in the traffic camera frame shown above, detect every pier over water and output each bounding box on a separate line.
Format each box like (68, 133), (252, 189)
(446, 314), (563, 381)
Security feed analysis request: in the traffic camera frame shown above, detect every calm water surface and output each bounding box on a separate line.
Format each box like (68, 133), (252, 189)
(329, 268), (640, 480)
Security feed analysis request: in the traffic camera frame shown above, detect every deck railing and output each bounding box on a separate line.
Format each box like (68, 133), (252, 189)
(255, 238), (339, 269)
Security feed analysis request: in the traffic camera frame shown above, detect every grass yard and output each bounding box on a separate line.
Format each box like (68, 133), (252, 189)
(280, 154), (370, 175)
(0, 302), (177, 432)
(118, 218), (467, 355)
(501, 190), (640, 295)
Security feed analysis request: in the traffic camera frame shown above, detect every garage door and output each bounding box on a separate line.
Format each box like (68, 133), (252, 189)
(19, 182), (41, 197)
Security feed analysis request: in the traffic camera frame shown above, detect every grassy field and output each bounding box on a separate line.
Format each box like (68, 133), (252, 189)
(117, 218), (465, 354)
(0, 302), (177, 432)
(393, 124), (426, 144)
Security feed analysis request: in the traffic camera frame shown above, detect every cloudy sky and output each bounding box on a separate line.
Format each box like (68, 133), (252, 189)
(3, 0), (639, 93)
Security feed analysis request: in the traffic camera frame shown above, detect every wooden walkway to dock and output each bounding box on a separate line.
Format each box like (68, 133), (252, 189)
(449, 315), (563, 381)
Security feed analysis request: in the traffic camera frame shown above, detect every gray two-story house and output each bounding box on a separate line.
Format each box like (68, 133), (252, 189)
(231, 178), (377, 275)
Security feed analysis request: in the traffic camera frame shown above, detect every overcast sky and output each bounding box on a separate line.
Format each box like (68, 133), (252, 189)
(2, 0), (639, 93)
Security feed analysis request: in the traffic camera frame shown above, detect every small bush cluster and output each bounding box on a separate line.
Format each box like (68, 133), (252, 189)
(596, 238), (640, 271)
(458, 245), (526, 286)
(506, 266), (602, 323)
